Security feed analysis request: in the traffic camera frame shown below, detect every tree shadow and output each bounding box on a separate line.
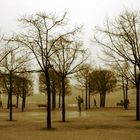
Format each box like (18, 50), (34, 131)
(54, 120), (73, 123)
(5, 119), (18, 122)
(69, 124), (125, 130)
(40, 127), (57, 131)
(134, 126), (140, 130)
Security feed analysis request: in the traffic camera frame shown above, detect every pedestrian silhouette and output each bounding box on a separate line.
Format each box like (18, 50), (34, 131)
(76, 95), (83, 112)
(94, 98), (97, 107)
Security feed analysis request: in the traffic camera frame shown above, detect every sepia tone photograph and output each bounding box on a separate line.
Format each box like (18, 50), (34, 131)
(0, 0), (140, 139)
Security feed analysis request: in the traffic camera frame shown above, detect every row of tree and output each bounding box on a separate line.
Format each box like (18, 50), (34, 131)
(75, 64), (117, 108)
(0, 9), (140, 129)
(3, 12), (89, 129)
(0, 73), (32, 111)
(0, 35), (33, 120)
(93, 10), (140, 120)
(39, 70), (71, 110)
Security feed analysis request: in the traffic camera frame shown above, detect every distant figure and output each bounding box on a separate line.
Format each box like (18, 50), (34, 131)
(94, 98), (97, 107)
(116, 100), (124, 106)
(120, 100), (123, 105)
(126, 99), (130, 105)
(124, 99), (130, 106)
(76, 95), (83, 112)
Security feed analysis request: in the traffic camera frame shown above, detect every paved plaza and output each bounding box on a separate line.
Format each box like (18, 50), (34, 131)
(0, 107), (140, 140)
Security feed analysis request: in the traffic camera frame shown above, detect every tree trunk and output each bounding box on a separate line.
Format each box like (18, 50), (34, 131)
(58, 92), (61, 108)
(16, 96), (19, 108)
(136, 73), (140, 121)
(62, 76), (65, 122)
(134, 65), (140, 121)
(122, 77), (126, 109)
(100, 92), (106, 107)
(22, 95), (26, 112)
(22, 80), (26, 112)
(45, 70), (51, 129)
(9, 70), (13, 121)
(58, 81), (61, 108)
(52, 85), (56, 110)
(88, 83), (90, 109)
(124, 80), (128, 110)
(85, 83), (88, 110)
(0, 94), (3, 108)
(21, 96), (24, 111)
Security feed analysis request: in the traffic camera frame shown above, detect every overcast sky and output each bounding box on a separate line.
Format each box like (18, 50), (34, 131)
(0, 0), (140, 61)
(0, 0), (140, 32)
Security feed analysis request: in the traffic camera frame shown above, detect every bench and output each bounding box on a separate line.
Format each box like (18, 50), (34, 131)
(12, 104), (16, 107)
(116, 102), (124, 106)
(116, 100), (129, 107)
(38, 104), (47, 108)
(67, 104), (78, 107)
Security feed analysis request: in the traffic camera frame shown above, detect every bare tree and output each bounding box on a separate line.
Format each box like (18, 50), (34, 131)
(75, 63), (93, 110)
(9, 12), (85, 127)
(110, 61), (133, 109)
(52, 37), (88, 122)
(0, 42), (29, 120)
(39, 69), (71, 110)
(93, 10), (140, 120)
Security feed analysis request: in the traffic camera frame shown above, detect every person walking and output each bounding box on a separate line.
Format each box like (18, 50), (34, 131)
(94, 98), (97, 107)
(76, 95), (83, 112)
